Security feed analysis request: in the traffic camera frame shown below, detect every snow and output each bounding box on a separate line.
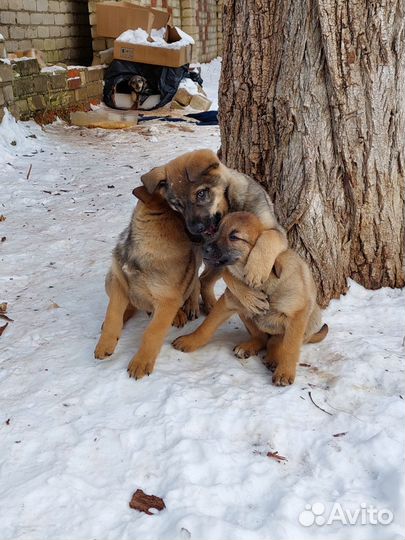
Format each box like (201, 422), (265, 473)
(178, 77), (200, 96)
(0, 60), (404, 540)
(117, 26), (194, 49)
(41, 65), (66, 73)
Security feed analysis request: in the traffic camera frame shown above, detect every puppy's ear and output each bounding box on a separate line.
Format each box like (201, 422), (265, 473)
(141, 166), (167, 193)
(132, 186), (153, 204)
(272, 258), (283, 279)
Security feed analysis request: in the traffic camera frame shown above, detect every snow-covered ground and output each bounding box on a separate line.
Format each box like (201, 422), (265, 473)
(0, 61), (404, 540)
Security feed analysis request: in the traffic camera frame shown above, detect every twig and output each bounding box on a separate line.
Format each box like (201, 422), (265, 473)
(308, 391), (333, 416)
(26, 164), (32, 180)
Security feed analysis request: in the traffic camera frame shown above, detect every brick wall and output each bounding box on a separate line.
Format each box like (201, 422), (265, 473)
(0, 0), (93, 64)
(0, 57), (104, 122)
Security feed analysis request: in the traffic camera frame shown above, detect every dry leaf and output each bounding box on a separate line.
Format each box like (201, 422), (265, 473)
(0, 303), (7, 313)
(0, 215), (6, 222)
(129, 489), (165, 515)
(47, 302), (60, 310)
(267, 451), (288, 463)
(0, 323), (8, 336)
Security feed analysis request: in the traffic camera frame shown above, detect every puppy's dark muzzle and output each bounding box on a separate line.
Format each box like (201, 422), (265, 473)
(203, 243), (230, 267)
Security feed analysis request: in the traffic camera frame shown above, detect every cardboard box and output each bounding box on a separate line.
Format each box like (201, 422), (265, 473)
(96, 2), (170, 38)
(114, 26), (193, 67)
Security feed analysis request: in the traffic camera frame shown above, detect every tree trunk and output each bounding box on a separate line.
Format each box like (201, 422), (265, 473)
(219, 0), (405, 306)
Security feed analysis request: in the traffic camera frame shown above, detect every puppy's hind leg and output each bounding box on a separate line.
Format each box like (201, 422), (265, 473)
(233, 315), (268, 359)
(95, 274), (129, 360)
(127, 298), (181, 379)
(269, 308), (309, 386)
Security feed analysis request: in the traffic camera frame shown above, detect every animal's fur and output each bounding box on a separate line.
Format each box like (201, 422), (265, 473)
(141, 149), (288, 312)
(94, 186), (200, 379)
(173, 212), (328, 386)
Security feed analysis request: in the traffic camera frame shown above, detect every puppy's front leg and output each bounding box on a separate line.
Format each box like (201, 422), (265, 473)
(173, 291), (237, 352)
(244, 229), (288, 288)
(200, 265), (223, 313)
(223, 270), (269, 315)
(95, 274), (129, 360)
(127, 299), (181, 379)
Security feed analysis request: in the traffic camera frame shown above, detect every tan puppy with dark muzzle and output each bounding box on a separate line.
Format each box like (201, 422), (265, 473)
(173, 212), (328, 386)
(141, 149), (288, 313)
(94, 186), (200, 379)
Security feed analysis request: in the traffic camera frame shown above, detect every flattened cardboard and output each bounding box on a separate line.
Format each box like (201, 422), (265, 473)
(96, 2), (170, 38)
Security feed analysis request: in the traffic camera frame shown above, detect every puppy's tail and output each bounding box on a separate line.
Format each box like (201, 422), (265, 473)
(306, 323), (329, 344)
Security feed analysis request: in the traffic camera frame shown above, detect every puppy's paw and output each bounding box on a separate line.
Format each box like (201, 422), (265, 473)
(243, 263), (270, 289)
(94, 333), (119, 360)
(183, 297), (200, 321)
(272, 364), (296, 386)
(172, 334), (199, 353)
(172, 307), (188, 328)
(127, 354), (156, 380)
(233, 340), (263, 359)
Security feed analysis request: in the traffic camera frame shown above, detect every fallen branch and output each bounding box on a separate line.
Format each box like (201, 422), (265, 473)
(308, 391), (333, 416)
(26, 164), (32, 180)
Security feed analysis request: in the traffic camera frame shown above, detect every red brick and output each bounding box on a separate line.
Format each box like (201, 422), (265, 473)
(67, 68), (80, 78)
(68, 77), (81, 90)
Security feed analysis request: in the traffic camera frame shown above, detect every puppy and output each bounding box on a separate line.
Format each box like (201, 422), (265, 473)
(140, 149), (288, 312)
(173, 212), (328, 386)
(94, 186), (200, 379)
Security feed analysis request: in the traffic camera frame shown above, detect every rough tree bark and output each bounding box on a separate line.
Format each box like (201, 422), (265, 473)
(219, 0), (405, 306)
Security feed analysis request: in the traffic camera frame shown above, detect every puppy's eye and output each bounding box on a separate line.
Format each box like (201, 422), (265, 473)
(196, 188), (209, 202)
(157, 180), (167, 190)
(229, 230), (240, 241)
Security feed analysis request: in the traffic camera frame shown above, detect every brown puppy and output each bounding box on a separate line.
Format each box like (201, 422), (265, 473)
(94, 186), (200, 379)
(173, 212), (328, 386)
(141, 149), (288, 313)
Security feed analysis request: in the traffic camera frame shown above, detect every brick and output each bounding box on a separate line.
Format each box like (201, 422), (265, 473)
(74, 86), (87, 101)
(12, 58), (40, 76)
(25, 27), (38, 39)
(2, 84), (14, 103)
(15, 98), (29, 114)
(33, 74), (49, 93)
(49, 26), (61, 37)
(174, 86), (193, 106)
(49, 73), (67, 90)
(37, 26), (50, 38)
(36, 0), (48, 11)
(17, 11), (31, 25)
(55, 13), (67, 25)
(23, 0), (36, 9)
(0, 27), (9, 39)
(31, 13), (45, 25)
(0, 91), (5, 106)
(43, 39), (56, 51)
(0, 11), (16, 24)
(27, 94), (46, 110)
(43, 13), (55, 24)
(85, 80), (103, 98)
(32, 38), (45, 50)
(67, 77), (81, 90)
(12, 76), (35, 98)
(0, 63), (14, 83)
(85, 66), (104, 82)
(48, 0), (60, 11)
(190, 93), (212, 111)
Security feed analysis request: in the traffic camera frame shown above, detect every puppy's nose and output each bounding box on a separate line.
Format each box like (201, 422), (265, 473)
(203, 243), (214, 256)
(189, 222), (205, 234)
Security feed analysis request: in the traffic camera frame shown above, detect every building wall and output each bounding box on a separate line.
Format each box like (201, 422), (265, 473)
(0, 0), (93, 64)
